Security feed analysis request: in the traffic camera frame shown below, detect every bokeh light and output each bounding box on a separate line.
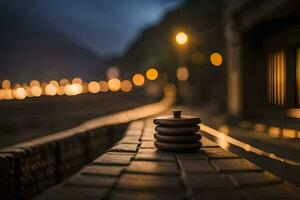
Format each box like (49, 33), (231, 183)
(31, 86), (42, 97)
(29, 80), (40, 87)
(99, 81), (108, 92)
(146, 68), (159, 80)
(175, 32), (188, 45)
(132, 74), (145, 86)
(2, 80), (11, 89)
(88, 81), (100, 93)
(210, 52), (223, 67)
(69, 83), (82, 95)
(60, 79), (70, 86)
(121, 80), (132, 92)
(49, 80), (59, 88)
(72, 77), (83, 84)
(57, 86), (65, 95)
(107, 66), (120, 79)
(146, 82), (161, 97)
(176, 67), (189, 81)
(14, 87), (26, 100)
(108, 78), (121, 92)
(45, 84), (57, 96)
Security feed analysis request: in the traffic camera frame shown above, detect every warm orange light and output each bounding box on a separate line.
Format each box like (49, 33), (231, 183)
(30, 80), (40, 87)
(176, 67), (189, 81)
(108, 78), (121, 92)
(64, 84), (78, 96)
(57, 86), (65, 95)
(45, 84), (57, 96)
(14, 87), (26, 100)
(175, 32), (188, 45)
(146, 68), (158, 81)
(0, 89), (4, 100)
(210, 52), (223, 67)
(70, 83), (82, 95)
(107, 66), (120, 79)
(132, 74), (145, 86)
(49, 80), (59, 88)
(31, 86), (42, 97)
(2, 80), (11, 89)
(121, 80), (132, 92)
(99, 81), (108, 92)
(60, 79), (70, 86)
(88, 81), (100, 93)
(72, 77), (83, 84)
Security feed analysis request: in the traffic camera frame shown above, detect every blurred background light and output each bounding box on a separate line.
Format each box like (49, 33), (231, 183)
(210, 52), (223, 67)
(120, 80), (132, 92)
(14, 87), (26, 100)
(99, 81), (108, 92)
(45, 84), (57, 96)
(176, 67), (189, 81)
(2, 80), (11, 89)
(31, 86), (42, 97)
(72, 77), (83, 84)
(175, 32), (188, 45)
(107, 66), (120, 79)
(88, 81), (100, 93)
(60, 79), (70, 86)
(132, 74), (145, 86)
(146, 68), (159, 80)
(108, 78), (121, 92)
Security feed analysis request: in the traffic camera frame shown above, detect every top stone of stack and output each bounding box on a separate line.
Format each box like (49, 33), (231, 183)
(153, 110), (201, 127)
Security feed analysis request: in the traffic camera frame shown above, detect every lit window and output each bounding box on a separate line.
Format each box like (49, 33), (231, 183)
(267, 50), (286, 106)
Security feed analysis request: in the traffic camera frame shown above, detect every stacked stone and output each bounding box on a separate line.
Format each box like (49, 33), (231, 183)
(153, 111), (202, 152)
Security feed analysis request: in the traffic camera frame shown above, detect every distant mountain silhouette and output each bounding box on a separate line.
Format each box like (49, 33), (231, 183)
(0, 7), (104, 82)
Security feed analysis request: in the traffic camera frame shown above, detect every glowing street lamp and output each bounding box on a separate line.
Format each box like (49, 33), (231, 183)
(175, 32), (188, 45)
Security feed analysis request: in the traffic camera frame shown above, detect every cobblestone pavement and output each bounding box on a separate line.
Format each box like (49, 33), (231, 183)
(36, 117), (300, 200)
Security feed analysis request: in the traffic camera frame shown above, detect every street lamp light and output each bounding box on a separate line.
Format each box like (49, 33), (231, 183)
(175, 32), (188, 45)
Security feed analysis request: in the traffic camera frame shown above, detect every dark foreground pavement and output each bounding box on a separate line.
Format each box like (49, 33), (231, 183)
(36, 117), (300, 200)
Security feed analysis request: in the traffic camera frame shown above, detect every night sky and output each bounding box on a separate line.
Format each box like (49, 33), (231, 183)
(3, 0), (184, 57)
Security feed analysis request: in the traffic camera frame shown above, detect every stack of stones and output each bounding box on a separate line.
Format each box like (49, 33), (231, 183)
(153, 110), (202, 152)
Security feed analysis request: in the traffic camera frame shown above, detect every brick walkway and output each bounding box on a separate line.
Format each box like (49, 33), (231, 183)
(36, 116), (300, 200)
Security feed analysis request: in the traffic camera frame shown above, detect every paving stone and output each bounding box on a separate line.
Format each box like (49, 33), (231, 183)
(109, 144), (138, 152)
(134, 152), (176, 161)
(211, 159), (262, 172)
(126, 161), (179, 174)
(64, 174), (116, 188)
(191, 190), (246, 200)
(141, 135), (155, 141)
(81, 165), (124, 177)
(36, 187), (108, 200)
(93, 153), (133, 166)
(229, 171), (282, 188)
(109, 189), (185, 200)
(125, 130), (142, 136)
(202, 147), (239, 159)
(116, 173), (183, 191)
(118, 136), (141, 144)
(106, 152), (136, 156)
(178, 160), (216, 173)
(175, 152), (208, 160)
(184, 174), (236, 190)
(242, 181), (300, 200)
(143, 129), (155, 136)
(140, 141), (156, 149)
(137, 148), (160, 154)
(128, 121), (144, 130)
(201, 137), (219, 147)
